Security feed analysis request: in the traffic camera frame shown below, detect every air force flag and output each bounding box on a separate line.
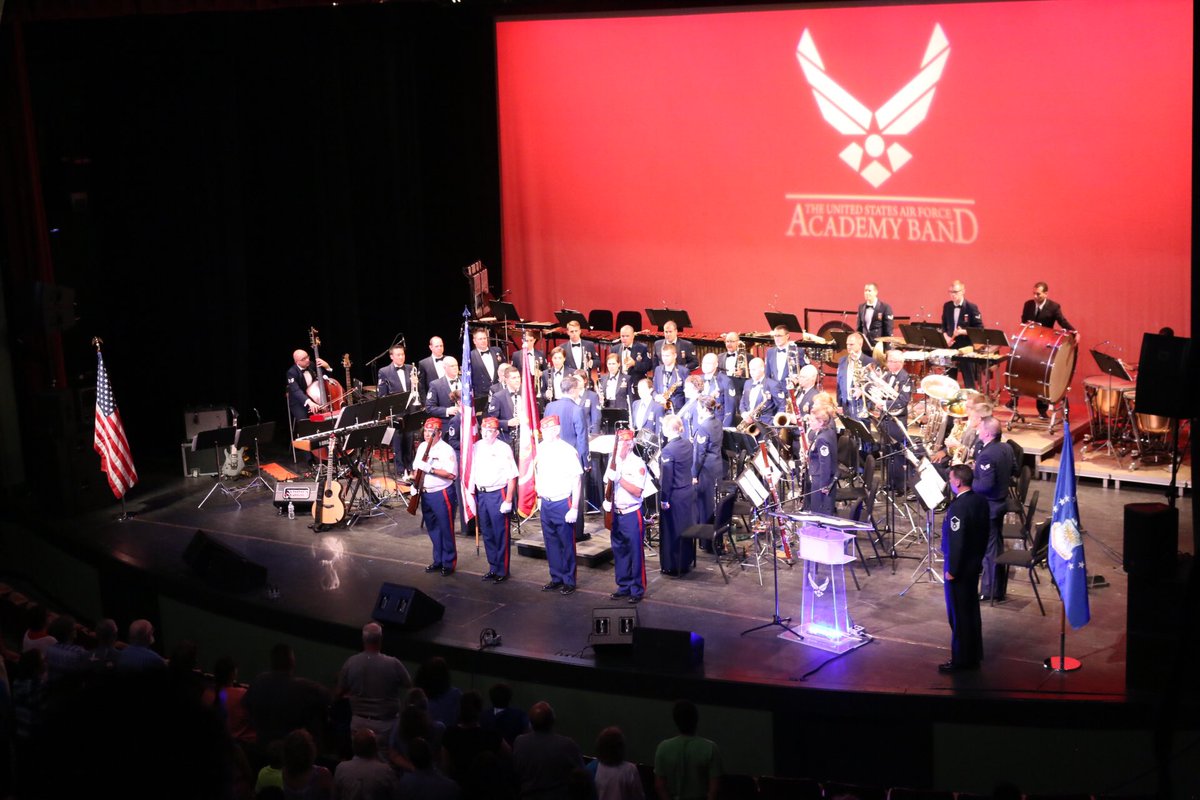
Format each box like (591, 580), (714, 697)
(1049, 423), (1090, 629)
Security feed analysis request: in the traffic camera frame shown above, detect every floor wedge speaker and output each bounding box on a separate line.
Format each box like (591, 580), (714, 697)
(371, 582), (445, 631)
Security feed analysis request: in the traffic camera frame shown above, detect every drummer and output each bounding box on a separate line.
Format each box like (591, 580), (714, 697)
(1019, 282), (1076, 419)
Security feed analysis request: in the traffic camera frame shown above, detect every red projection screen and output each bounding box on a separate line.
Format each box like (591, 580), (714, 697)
(497, 0), (1192, 392)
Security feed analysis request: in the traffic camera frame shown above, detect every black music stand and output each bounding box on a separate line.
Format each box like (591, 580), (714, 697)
(1083, 348), (1135, 463)
(645, 308), (692, 332)
(1091, 348), (1133, 381)
(723, 429), (759, 476)
(490, 301), (522, 323)
(900, 324), (945, 349)
(554, 309), (589, 328)
(764, 312), (803, 334)
(341, 424), (398, 527)
(600, 408), (629, 435)
(230, 421), (277, 497)
(968, 327), (1008, 350)
(195, 426), (242, 509)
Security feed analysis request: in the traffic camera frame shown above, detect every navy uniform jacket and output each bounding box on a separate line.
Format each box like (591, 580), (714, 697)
(857, 300), (895, 345)
(468, 346), (507, 399)
(613, 341), (653, 386)
(659, 436), (695, 497)
(417, 355), (447, 394)
(796, 386), (820, 416)
(972, 439), (1014, 516)
(629, 398), (663, 437)
(738, 378), (784, 423)
(836, 353), (876, 420)
(1021, 299), (1074, 331)
(377, 363), (421, 409)
(286, 363), (320, 421)
(941, 489), (991, 577)
(764, 344), (806, 385)
(579, 389), (602, 435)
(426, 376), (465, 444)
(808, 426), (838, 493)
(654, 338), (699, 372)
(563, 339), (598, 373)
(513, 348), (546, 376)
(692, 416), (724, 481)
(880, 368), (913, 422)
(540, 368), (568, 404)
(677, 399), (700, 442)
(696, 372), (734, 427)
(543, 397), (589, 466)
(597, 372), (630, 411)
(486, 389), (522, 443)
(942, 299), (983, 347)
(653, 364), (691, 414)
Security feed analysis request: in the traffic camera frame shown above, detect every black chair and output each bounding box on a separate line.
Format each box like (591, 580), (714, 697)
(615, 310), (643, 332)
(1002, 489), (1039, 548)
(993, 517), (1050, 614)
(1007, 463), (1032, 516)
(680, 491), (738, 583)
(587, 309), (614, 333)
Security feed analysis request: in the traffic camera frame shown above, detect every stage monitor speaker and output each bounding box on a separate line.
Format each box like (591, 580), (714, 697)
(1134, 334), (1194, 419)
(182, 530), (267, 592)
(1122, 503), (1178, 578)
(372, 582), (445, 631)
(632, 626), (704, 671)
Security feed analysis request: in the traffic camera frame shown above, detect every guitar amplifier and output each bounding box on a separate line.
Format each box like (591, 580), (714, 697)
(273, 480), (320, 512)
(181, 443), (219, 478)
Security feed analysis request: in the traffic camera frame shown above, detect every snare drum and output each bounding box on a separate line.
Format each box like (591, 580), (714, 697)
(1005, 322), (1077, 403)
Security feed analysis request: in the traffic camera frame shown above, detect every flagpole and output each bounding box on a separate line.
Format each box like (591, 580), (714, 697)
(1044, 398), (1081, 672)
(94, 336), (137, 522)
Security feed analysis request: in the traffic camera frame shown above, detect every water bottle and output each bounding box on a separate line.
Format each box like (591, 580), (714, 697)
(287, 501), (295, 520)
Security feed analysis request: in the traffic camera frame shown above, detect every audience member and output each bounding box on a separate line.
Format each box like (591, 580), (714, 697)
(244, 643), (333, 751)
(481, 682), (531, 747)
(333, 728), (399, 800)
(415, 656), (461, 730)
(256, 740), (287, 796)
(168, 639), (215, 705)
(214, 655), (257, 745)
(115, 618), (167, 673)
(42, 614), (89, 685)
(588, 727), (642, 800)
(653, 701), (722, 800)
(282, 728), (333, 800)
(20, 605), (55, 654)
(512, 701), (584, 800)
(441, 690), (510, 796)
(88, 618), (121, 673)
(388, 688), (445, 773)
(334, 622), (412, 748)
(397, 737), (460, 800)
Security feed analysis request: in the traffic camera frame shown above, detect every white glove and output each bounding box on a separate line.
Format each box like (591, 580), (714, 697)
(412, 459), (431, 473)
(604, 468), (620, 483)
(602, 500), (612, 513)
(500, 501), (512, 514)
(565, 508), (578, 524)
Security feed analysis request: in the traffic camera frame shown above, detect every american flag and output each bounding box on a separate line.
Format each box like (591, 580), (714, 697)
(516, 346), (540, 518)
(94, 350), (137, 498)
(459, 312), (477, 522)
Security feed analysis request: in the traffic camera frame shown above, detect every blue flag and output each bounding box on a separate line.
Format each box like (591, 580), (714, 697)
(1049, 422), (1090, 629)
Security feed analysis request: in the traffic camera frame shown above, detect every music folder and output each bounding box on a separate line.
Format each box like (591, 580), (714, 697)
(763, 312), (803, 334)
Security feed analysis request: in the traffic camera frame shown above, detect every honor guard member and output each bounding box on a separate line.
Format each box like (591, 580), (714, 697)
(563, 319), (598, 375)
(939, 464), (991, 673)
(514, 330), (546, 377)
(468, 417), (519, 583)
(877, 349), (914, 493)
(287, 349), (334, 421)
(540, 347), (568, 406)
(653, 320), (699, 372)
(613, 325), (653, 401)
(692, 396), (725, 526)
(652, 343), (690, 414)
(630, 379), (664, 438)
(603, 429), (655, 603)
(658, 414), (697, 576)
(836, 333), (874, 423)
(942, 280), (983, 389)
(738, 358), (784, 434)
(377, 344), (421, 478)
(412, 418), (459, 576)
(972, 417), (1014, 602)
(794, 364), (821, 416)
(1020, 282), (1077, 418)
(765, 325), (806, 386)
(544, 375), (591, 542)
(417, 336), (448, 393)
(534, 415), (584, 595)
(856, 282), (895, 348)
(573, 369), (602, 435)
(488, 368), (525, 445)
(806, 407), (838, 516)
(598, 353), (631, 412)
(698, 352), (735, 427)
(469, 328), (507, 399)
(426, 356), (464, 446)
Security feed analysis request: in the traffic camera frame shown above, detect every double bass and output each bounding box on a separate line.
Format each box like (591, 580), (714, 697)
(306, 327), (346, 420)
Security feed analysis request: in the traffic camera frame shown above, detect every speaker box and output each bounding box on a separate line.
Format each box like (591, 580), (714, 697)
(371, 582), (445, 631)
(1122, 503), (1178, 578)
(632, 626), (704, 671)
(273, 480), (320, 512)
(182, 530), (268, 592)
(1135, 334), (1194, 419)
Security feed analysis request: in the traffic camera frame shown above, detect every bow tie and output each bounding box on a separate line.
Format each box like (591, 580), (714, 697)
(435, 357), (443, 362)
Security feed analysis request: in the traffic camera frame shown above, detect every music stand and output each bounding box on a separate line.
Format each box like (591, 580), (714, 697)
(342, 424), (398, 527)
(490, 301), (521, 323)
(229, 422), (277, 498)
(764, 312), (803, 334)
(900, 324), (945, 349)
(195, 426), (242, 509)
(1091, 349), (1133, 381)
(724, 428), (759, 477)
(1085, 348), (1134, 463)
(554, 309), (589, 329)
(899, 456), (948, 596)
(967, 327), (1008, 350)
(645, 308), (692, 332)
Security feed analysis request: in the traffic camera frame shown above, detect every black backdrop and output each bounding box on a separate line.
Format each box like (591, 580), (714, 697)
(6, 3), (502, 480)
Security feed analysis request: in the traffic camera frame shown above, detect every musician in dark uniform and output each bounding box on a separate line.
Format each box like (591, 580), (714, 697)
(972, 417), (1014, 601)
(653, 319), (699, 372)
(603, 428), (654, 603)
(652, 343), (690, 414)
(487, 368), (524, 445)
(692, 396), (725, 526)
(836, 333), (874, 423)
(939, 464), (991, 673)
(573, 369), (602, 435)
(377, 344), (422, 476)
(794, 364), (821, 416)
(629, 379), (663, 438)
(469, 328), (507, 400)
(941, 280), (983, 389)
(721, 332), (748, 415)
(765, 325), (805, 386)
(806, 406), (838, 515)
(540, 347), (568, 406)
(514, 329), (546, 377)
(737, 358), (783, 433)
(856, 282), (894, 348)
(875, 349), (914, 493)
(598, 353), (631, 412)
(417, 336), (447, 393)
(697, 353), (734, 427)
(426, 356), (464, 446)
(657, 414), (696, 576)
(287, 349), (333, 421)
(614, 325), (652, 400)
(1020, 282), (1077, 418)
(563, 319), (598, 375)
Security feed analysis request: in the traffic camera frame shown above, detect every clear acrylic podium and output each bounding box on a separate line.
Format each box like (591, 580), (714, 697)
(794, 524), (867, 653)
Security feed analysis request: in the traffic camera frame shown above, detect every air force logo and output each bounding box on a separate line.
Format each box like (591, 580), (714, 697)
(1051, 517), (1084, 561)
(796, 24), (950, 187)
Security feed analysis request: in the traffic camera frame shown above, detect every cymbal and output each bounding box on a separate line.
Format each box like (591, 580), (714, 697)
(920, 374), (960, 402)
(877, 336), (905, 344)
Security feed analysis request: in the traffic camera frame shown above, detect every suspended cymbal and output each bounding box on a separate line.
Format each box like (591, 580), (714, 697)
(920, 374), (960, 402)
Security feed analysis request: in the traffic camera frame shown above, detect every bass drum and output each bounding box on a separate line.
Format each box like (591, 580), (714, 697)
(1005, 322), (1077, 404)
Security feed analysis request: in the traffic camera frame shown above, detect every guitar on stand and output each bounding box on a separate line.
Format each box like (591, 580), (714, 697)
(312, 431), (347, 531)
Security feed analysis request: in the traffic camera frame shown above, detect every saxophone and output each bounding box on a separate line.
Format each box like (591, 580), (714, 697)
(737, 394), (769, 436)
